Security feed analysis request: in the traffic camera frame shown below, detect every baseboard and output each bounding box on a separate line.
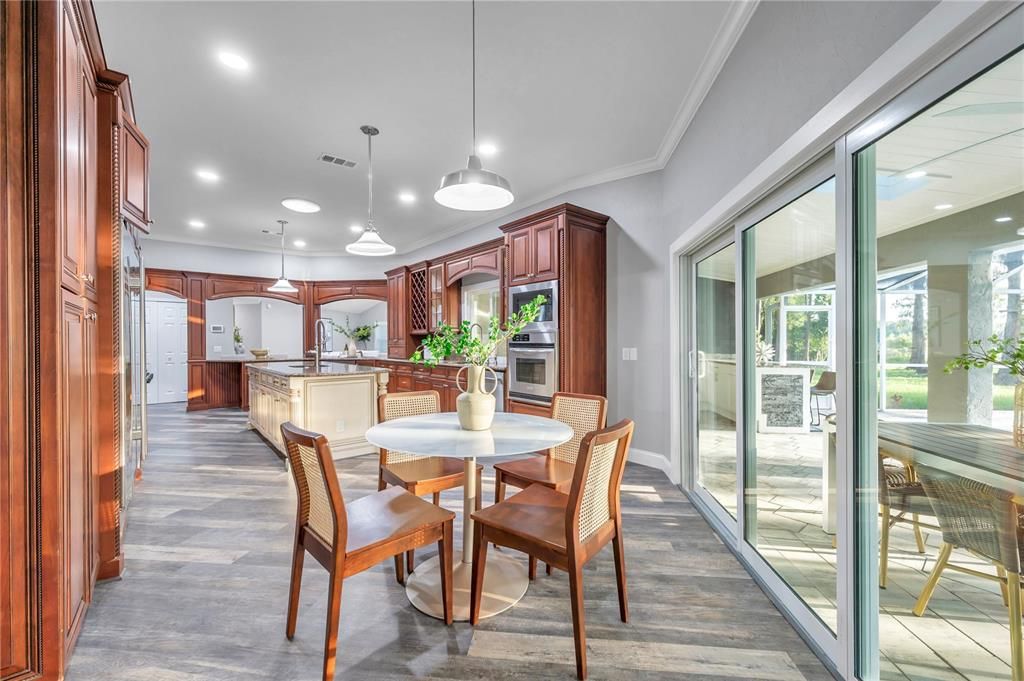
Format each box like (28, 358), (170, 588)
(628, 447), (679, 484)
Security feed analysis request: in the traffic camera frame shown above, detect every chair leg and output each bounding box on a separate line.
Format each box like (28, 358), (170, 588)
(394, 553), (405, 585)
(494, 471), (505, 504)
(286, 540), (305, 640)
(476, 468), (483, 511)
(528, 556), (537, 581)
(999, 566), (1011, 607)
(568, 563), (588, 680)
(1008, 571), (1024, 681)
(438, 519), (454, 626)
(880, 504), (891, 589)
(322, 570), (343, 681)
(470, 522), (489, 625)
(406, 549), (415, 576)
(432, 491), (441, 505)
(912, 514), (926, 554)
(546, 563), (552, 576)
(612, 526), (629, 623)
(913, 542), (953, 616)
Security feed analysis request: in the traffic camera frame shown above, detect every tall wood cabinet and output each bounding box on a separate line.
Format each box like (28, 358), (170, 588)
(2, 2), (150, 679)
(501, 204), (608, 406)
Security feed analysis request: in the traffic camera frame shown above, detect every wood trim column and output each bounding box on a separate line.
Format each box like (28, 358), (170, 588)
(186, 273), (208, 410)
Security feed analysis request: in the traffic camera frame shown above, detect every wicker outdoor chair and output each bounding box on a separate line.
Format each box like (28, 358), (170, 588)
(911, 465), (1023, 681)
(878, 450), (936, 588)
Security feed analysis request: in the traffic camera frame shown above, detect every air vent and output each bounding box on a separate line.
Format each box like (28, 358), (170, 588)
(318, 153), (357, 168)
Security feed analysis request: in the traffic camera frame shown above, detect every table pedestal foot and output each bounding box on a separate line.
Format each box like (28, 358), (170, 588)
(405, 552), (529, 622)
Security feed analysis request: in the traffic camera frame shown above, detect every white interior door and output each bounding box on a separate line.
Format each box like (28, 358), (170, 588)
(146, 300), (188, 404)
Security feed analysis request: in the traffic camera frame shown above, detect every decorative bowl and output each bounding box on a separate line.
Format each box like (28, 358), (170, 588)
(250, 348), (270, 358)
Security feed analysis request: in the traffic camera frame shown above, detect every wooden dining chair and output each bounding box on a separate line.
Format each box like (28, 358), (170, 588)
(492, 392), (608, 578)
(377, 390), (482, 582)
(470, 419), (635, 680)
(280, 422), (455, 681)
(911, 465), (1024, 681)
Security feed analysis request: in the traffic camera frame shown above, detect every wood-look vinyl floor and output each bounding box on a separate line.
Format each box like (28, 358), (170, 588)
(65, 405), (834, 681)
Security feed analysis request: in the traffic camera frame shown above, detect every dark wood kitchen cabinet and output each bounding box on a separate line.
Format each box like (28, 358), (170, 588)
(506, 215), (560, 286)
(386, 267), (417, 359)
(120, 116), (150, 230)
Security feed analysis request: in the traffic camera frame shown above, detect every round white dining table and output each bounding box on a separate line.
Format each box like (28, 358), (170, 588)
(365, 411), (573, 621)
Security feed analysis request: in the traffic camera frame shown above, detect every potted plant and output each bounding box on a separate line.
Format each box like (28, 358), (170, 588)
(946, 334), (1024, 445)
(329, 316), (380, 354)
(233, 326), (245, 355)
(412, 294), (546, 430)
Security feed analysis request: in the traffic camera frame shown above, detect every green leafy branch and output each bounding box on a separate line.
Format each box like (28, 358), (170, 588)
(412, 294), (547, 367)
(945, 335), (1024, 377)
(328, 316), (379, 346)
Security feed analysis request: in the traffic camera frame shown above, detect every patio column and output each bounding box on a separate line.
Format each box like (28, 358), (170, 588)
(926, 249), (993, 424)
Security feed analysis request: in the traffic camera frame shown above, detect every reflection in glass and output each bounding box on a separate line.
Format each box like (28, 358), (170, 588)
(321, 299), (388, 355)
(856, 50), (1024, 680)
(744, 178), (838, 632)
(695, 244), (738, 517)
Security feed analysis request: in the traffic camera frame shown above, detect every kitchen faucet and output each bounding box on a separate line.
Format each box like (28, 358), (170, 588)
(314, 319), (329, 366)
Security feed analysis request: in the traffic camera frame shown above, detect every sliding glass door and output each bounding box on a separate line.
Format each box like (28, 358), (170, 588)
(691, 238), (739, 524)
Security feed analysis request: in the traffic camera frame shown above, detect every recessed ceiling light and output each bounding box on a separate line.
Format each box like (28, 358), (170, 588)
(281, 197), (321, 213)
(905, 170), (927, 179)
(217, 51), (250, 72)
(996, 216), (1013, 223)
(934, 203), (953, 210)
(350, 224), (363, 233)
(398, 192), (416, 204)
(292, 239), (306, 248)
(195, 168), (220, 183)
(477, 142), (498, 157)
(188, 219), (206, 229)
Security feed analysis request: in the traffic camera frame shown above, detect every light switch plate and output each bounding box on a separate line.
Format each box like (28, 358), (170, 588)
(213, 345), (222, 353)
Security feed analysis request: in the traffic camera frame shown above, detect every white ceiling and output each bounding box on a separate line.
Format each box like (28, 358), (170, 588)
(93, 1), (751, 255)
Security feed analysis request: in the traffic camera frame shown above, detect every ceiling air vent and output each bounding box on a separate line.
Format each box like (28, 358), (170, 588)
(318, 153), (357, 168)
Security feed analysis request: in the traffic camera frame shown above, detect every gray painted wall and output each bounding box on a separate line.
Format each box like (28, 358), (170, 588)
(142, 1), (938, 469)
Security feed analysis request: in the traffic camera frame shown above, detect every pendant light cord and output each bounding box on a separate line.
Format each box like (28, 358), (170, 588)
(367, 130), (374, 231)
(471, 0), (476, 153)
(277, 220), (287, 277)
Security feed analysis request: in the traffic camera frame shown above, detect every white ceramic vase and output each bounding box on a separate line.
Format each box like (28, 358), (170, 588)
(456, 364), (498, 431)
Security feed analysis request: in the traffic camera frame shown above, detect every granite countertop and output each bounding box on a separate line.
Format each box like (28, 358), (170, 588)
(339, 356), (507, 372)
(248, 362), (386, 378)
(207, 355), (304, 363)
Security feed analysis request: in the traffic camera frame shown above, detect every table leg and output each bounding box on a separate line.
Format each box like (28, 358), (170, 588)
(463, 455), (476, 564)
(404, 454), (528, 621)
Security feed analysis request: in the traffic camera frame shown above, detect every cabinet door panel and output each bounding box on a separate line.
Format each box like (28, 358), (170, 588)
(122, 118), (149, 227)
(507, 230), (533, 285)
(60, 5), (83, 294)
(81, 73), (98, 299)
(532, 219), (559, 282)
(61, 292), (90, 653)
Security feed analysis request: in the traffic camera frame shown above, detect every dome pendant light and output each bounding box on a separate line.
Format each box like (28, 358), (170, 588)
(346, 125), (397, 256)
(434, 0), (513, 211)
(268, 219), (299, 293)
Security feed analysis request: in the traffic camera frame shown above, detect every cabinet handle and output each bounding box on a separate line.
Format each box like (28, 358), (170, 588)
(80, 273), (95, 285)
(85, 312), (98, 321)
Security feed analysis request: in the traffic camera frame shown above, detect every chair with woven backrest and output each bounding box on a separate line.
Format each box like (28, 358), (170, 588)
(492, 392), (608, 579)
(377, 390), (482, 583)
(281, 422), (455, 681)
(877, 448), (936, 588)
(470, 419), (634, 680)
(911, 465), (1023, 681)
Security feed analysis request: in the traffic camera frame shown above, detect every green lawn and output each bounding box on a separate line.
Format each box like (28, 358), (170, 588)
(883, 368), (1016, 410)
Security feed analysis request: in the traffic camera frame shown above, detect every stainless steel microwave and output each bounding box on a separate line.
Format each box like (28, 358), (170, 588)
(508, 280), (558, 333)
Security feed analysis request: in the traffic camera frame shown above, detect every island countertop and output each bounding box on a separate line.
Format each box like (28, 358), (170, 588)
(247, 361), (387, 378)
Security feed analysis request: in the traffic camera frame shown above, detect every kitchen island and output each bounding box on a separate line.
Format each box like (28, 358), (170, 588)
(248, 362), (389, 459)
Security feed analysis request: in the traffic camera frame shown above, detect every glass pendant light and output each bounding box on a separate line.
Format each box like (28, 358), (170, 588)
(434, 0), (513, 211)
(268, 219), (299, 293)
(346, 125), (397, 256)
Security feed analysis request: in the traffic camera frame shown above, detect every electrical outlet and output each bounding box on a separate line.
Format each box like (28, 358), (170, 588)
(622, 347), (638, 361)
(335, 419), (346, 433)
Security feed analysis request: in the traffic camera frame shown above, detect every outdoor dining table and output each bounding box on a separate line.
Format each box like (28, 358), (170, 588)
(877, 421), (1024, 500)
(365, 411), (574, 621)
